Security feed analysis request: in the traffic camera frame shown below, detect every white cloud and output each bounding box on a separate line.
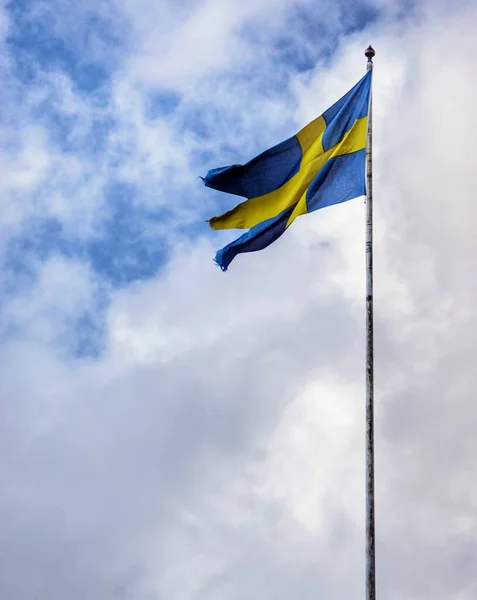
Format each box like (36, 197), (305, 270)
(1, 1), (477, 599)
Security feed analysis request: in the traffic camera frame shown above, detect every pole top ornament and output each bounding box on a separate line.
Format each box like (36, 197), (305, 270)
(365, 45), (375, 61)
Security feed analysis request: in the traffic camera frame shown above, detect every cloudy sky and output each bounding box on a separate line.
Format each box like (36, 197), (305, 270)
(1, 0), (477, 598)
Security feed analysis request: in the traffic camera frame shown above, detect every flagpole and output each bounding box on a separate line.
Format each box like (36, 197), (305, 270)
(364, 45), (376, 600)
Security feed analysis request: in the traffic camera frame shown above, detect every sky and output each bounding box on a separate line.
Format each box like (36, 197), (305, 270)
(1, 0), (477, 598)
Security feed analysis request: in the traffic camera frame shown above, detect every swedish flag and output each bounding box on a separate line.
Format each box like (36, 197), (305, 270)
(203, 71), (372, 271)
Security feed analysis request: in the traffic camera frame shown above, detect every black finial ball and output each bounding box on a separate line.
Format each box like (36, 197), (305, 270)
(365, 45), (375, 60)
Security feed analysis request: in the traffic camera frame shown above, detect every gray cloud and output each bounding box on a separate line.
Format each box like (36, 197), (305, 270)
(1, 0), (477, 599)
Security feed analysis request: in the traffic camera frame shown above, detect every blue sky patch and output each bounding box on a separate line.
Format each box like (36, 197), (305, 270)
(1, 0), (395, 361)
(6, 0), (124, 91)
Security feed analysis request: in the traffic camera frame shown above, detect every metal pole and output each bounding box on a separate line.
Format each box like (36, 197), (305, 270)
(364, 44), (376, 600)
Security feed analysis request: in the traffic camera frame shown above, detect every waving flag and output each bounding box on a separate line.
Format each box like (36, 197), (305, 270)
(202, 71), (372, 271)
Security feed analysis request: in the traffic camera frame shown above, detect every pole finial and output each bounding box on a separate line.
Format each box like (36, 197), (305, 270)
(365, 45), (375, 61)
